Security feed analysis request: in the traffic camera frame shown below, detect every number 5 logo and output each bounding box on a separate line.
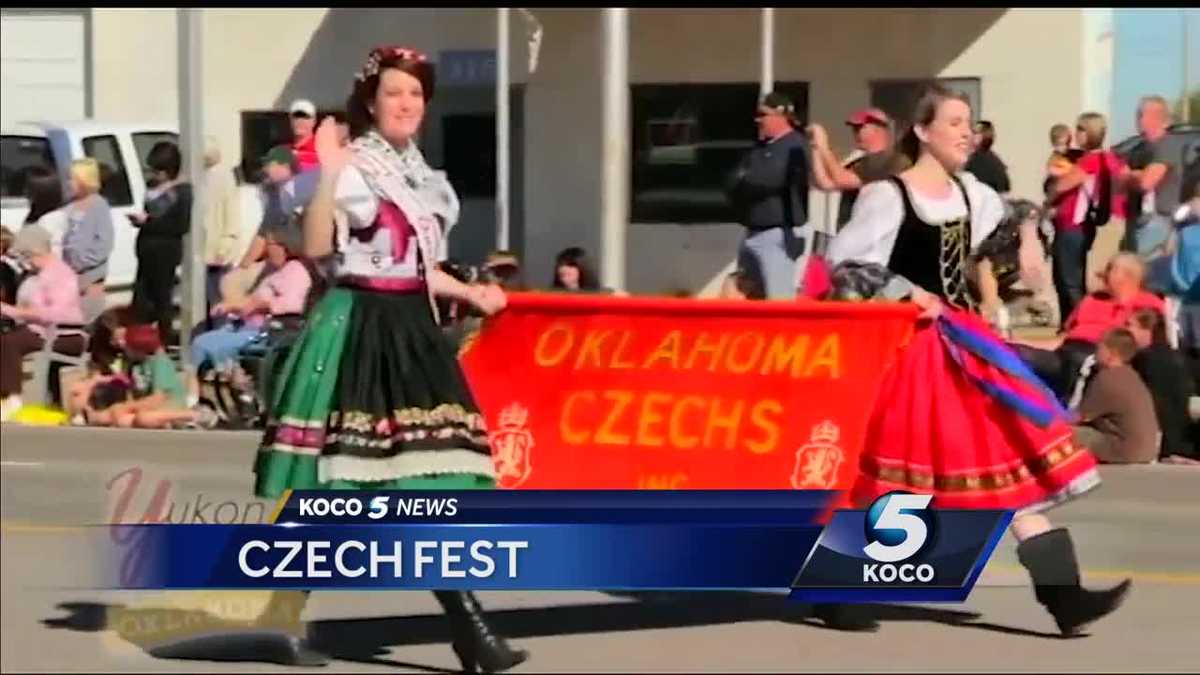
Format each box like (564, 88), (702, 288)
(863, 493), (933, 563)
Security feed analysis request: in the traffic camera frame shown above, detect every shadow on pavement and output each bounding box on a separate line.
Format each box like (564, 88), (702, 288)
(42, 588), (1094, 667)
(45, 592), (1082, 669)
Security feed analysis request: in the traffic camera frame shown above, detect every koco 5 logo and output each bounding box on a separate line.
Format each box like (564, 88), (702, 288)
(861, 492), (937, 583)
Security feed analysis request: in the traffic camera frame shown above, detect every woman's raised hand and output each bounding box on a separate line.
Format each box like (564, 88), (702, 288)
(315, 116), (350, 170)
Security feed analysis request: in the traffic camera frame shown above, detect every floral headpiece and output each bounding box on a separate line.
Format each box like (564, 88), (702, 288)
(356, 46), (428, 82)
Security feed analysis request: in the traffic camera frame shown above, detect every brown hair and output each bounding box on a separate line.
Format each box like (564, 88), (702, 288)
(89, 306), (137, 374)
(974, 120), (995, 151)
(1076, 112), (1107, 151)
(898, 83), (973, 165)
(24, 166), (64, 224)
(0, 226), (13, 256)
(1100, 327), (1139, 363)
(1129, 307), (1168, 346)
(346, 51), (436, 139)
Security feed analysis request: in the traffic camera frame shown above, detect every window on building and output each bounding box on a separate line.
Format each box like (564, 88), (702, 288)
(132, 131), (179, 173)
(870, 78), (982, 136)
(442, 114), (497, 199)
(81, 135), (133, 207)
(0, 135), (55, 200)
(631, 82), (809, 223)
(240, 111), (293, 184)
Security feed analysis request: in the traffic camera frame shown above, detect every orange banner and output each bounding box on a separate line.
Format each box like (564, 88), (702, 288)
(460, 294), (917, 501)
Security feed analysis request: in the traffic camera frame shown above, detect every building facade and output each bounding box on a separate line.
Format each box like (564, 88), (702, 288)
(3, 8), (1131, 294)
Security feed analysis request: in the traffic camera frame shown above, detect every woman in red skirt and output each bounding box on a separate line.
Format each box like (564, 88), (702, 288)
(823, 84), (1130, 635)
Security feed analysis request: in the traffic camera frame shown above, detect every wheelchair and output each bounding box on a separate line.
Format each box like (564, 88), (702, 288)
(200, 314), (306, 430)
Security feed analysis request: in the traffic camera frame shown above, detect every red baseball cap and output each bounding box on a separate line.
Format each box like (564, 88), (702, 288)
(846, 107), (891, 127)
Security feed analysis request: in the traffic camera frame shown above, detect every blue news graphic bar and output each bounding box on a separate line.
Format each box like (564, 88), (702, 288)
(89, 490), (1010, 602)
(96, 523), (824, 591)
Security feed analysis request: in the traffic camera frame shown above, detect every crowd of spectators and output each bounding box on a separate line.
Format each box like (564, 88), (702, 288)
(0, 90), (1196, 461)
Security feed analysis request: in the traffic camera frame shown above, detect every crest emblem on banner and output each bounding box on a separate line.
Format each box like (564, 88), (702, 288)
(491, 402), (534, 488)
(791, 420), (844, 489)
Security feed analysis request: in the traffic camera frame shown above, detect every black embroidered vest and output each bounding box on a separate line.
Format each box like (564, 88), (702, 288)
(884, 176), (974, 311)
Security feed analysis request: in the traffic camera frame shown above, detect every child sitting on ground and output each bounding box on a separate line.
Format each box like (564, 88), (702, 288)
(1072, 327), (1161, 464)
(72, 308), (216, 429)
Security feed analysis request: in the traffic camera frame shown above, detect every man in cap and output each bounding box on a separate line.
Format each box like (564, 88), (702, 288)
(725, 91), (813, 300)
(231, 146), (317, 296)
(808, 107), (910, 229)
(288, 99), (320, 172)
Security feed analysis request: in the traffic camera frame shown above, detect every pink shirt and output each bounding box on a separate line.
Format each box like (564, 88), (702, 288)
(246, 260), (312, 325)
(15, 257), (85, 336)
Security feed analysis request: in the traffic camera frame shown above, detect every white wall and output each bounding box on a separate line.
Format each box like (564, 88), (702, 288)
(91, 9), (178, 123)
(88, 8), (527, 262)
(520, 10), (606, 288)
(83, 8), (1087, 294)
(624, 8), (1084, 202)
(521, 8), (1087, 293)
(1, 10), (89, 128)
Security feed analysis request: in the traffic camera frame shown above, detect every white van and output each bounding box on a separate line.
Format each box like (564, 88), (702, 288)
(0, 120), (263, 294)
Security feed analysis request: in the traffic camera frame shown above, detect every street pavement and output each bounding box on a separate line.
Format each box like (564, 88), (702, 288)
(2, 424), (1198, 673)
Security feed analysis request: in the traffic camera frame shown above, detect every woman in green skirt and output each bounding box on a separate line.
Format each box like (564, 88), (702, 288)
(254, 46), (524, 672)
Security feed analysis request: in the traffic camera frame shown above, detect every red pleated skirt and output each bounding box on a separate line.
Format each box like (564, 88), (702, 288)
(850, 310), (1101, 512)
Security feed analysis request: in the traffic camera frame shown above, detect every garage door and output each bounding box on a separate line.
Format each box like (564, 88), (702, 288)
(0, 12), (86, 128)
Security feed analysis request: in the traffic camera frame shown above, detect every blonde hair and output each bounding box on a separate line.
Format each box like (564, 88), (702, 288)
(1049, 123), (1070, 147)
(69, 158), (102, 194)
(1076, 112), (1107, 151)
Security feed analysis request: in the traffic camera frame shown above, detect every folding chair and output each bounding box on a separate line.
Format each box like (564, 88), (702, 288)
(28, 324), (90, 407)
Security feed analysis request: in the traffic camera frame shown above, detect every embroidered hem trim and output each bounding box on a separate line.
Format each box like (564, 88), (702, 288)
(333, 404), (486, 434)
(860, 434), (1090, 493)
(267, 425), (488, 456)
(326, 428), (490, 450)
(317, 449), (496, 484)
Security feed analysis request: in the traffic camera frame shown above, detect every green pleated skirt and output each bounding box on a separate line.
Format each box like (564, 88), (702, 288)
(253, 287), (496, 498)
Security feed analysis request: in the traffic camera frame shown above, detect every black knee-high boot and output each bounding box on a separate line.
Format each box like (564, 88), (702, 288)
(433, 591), (528, 673)
(1017, 528), (1131, 636)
